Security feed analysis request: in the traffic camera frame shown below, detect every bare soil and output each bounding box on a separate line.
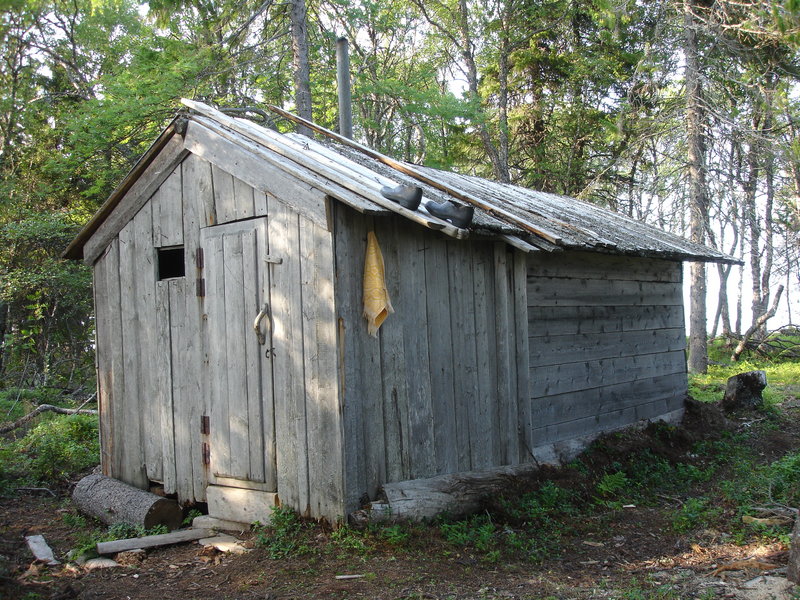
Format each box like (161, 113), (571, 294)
(2, 400), (799, 600)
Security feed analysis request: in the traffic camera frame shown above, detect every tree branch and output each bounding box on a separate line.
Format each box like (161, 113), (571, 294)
(731, 284), (785, 362)
(0, 404), (97, 435)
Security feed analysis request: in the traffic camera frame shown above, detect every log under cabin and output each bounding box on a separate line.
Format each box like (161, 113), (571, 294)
(65, 100), (736, 524)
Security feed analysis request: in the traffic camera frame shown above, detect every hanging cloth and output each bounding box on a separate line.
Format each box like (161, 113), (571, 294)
(362, 231), (394, 337)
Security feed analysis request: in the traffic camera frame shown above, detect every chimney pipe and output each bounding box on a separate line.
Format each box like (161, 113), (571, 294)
(336, 37), (353, 139)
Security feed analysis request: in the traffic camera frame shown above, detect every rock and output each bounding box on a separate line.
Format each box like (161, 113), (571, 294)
(720, 370), (767, 411)
(115, 549), (146, 566)
(83, 557), (120, 571)
(736, 575), (794, 600)
(788, 515), (800, 583)
(198, 533), (248, 554)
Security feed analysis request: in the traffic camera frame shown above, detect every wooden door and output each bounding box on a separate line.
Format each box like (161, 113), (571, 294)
(201, 217), (277, 491)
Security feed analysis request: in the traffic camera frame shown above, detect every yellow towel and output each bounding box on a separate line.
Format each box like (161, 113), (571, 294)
(363, 231), (394, 336)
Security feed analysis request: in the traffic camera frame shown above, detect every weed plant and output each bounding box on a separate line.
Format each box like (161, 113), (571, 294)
(0, 413), (99, 491)
(253, 506), (313, 558)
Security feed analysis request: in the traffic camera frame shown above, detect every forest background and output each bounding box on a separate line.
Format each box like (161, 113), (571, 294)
(1, 0), (800, 398)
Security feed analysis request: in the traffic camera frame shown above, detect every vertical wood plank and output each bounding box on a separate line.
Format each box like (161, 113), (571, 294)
(395, 223), (434, 480)
(447, 241), (479, 471)
(376, 220), (410, 483)
(103, 241), (126, 481)
(154, 281), (176, 494)
(155, 167), (184, 247)
(493, 245), (515, 463)
(233, 176), (256, 220)
(168, 278), (193, 500)
(224, 232), (250, 479)
(118, 223), (148, 488)
(242, 227), (265, 483)
(205, 233), (230, 479)
(254, 191), (269, 217)
(472, 243), (495, 469)
(424, 235), (457, 475)
(188, 154), (217, 227)
(132, 203), (161, 482)
(212, 164), (236, 224)
(513, 250), (531, 463)
(302, 217), (344, 521)
(93, 254), (113, 476)
(181, 157), (207, 502)
(334, 206), (367, 511)
(360, 224), (386, 498)
(258, 210), (277, 490)
(269, 200), (307, 512)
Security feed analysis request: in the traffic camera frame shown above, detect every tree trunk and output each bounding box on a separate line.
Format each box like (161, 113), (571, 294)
(684, 0), (709, 373)
(73, 474), (183, 531)
(290, 0), (313, 137)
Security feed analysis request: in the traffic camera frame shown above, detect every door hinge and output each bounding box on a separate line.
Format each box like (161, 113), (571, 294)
(195, 247), (204, 269)
(196, 278), (205, 297)
(201, 415), (210, 435)
(202, 442), (210, 465)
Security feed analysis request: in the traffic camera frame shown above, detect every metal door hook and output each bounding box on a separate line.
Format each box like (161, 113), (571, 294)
(253, 302), (270, 345)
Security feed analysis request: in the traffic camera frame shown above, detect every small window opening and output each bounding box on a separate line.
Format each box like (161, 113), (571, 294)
(157, 246), (185, 280)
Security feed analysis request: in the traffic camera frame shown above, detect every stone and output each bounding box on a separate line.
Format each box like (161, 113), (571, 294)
(720, 370), (767, 411)
(737, 575), (794, 600)
(198, 533), (248, 554)
(192, 515), (251, 533)
(115, 549), (146, 566)
(83, 558), (120, 571)
(788, 515), (800, 583)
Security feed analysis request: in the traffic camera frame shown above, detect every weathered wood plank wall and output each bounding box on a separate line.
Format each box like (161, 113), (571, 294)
(93, 152), (344, 521)
(526, 251), (687, 445)
(334, 206), (529, 513)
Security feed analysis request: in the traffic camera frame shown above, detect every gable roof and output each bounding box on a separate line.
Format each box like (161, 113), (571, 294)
(65, 100), (737, 264)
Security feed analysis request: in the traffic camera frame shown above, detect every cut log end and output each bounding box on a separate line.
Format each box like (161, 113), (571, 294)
(73, 473), (182, 531)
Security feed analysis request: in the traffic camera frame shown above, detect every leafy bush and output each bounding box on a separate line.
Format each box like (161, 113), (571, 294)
(253, 506), (313, 559)
(0, 413), (99, 488)
(671, 497), (720, 533)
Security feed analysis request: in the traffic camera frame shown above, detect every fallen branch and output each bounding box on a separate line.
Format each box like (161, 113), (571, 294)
(0, 404), (98, 434)
(731, 285), (785, 362)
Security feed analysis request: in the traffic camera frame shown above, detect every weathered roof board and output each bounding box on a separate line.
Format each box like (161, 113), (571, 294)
(65, 100), (738, 265)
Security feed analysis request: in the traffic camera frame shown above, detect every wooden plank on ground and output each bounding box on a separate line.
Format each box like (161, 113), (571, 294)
(96, 528), (211, 555)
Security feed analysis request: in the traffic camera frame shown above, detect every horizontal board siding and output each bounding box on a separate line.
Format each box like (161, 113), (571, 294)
(527, 252), (687, 447)
(335, 207), (523, 513)
(528, 305), (685, 335)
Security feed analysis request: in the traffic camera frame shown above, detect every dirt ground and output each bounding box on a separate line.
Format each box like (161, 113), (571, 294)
(2, 401), (799, 600)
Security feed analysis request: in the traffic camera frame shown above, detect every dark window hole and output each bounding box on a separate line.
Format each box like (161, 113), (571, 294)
(157, 247), (185, 280)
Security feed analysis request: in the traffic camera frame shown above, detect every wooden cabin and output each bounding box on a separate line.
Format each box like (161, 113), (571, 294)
(65, 100), (734, 524)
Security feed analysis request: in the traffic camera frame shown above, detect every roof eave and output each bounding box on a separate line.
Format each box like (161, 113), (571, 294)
(63, 117), (184, 261)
